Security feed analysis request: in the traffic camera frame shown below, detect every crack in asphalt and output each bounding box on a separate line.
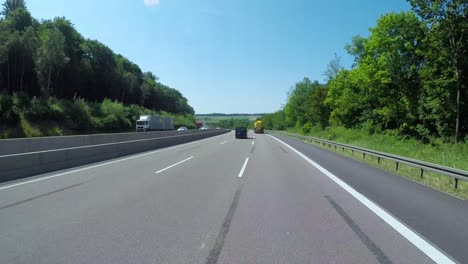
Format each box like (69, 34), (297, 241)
(180, 146), (201, 153)
(279, 146), (288, 153)
(205, 182), (244, 264)
(0, 183), (83, 210)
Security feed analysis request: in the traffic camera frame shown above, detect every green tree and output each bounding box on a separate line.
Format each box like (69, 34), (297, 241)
(408, 0), (468, 140)
(327, 12), (426, 134)
(284, 78), (315, 126)
(19, 26), (37, 92)
(323, 53), (343, 82)
(326, 69), (365, 128)
(80, 39), (116, 100)
(0, 7), (35, 92)
(42, 17), (84, 99)
(262, 110), (287, 130)
(0, 0), (195, 123)
(308, 85), (331, 128)
(1, 0), (26, 18)
(35, 28), (69, 96)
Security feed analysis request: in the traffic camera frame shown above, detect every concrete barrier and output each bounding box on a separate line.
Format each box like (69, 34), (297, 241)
(0, 130), (229, 183)
(0, 130), (212, 156)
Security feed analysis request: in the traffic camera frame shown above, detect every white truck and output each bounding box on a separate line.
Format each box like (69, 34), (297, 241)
(163, 117), (174, 130)
(136, 115), (173, 132)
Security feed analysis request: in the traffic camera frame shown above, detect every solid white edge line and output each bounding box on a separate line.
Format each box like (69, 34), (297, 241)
(155, 156), (194, 174)
(0, 134), (227, 190)
(252, 141), (255, 145)
(268, 134), (456, 264)
(220, 140), (228, 145)
(238, 157), (249, 178)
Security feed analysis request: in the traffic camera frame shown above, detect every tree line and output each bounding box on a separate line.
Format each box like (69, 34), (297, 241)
(0, 0), (194, 116)
(205, 118), (252, 129)
(263, 0), (467, 142)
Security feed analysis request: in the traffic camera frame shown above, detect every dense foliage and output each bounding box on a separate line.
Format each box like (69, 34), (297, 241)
(0, 1), (194, 120)
(0, 93), (196, 138)
(198, 116), (253, 129)
(263, 0), (468, 142)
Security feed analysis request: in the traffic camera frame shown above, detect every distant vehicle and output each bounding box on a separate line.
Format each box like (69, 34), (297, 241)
(254, 120), (264, 133)
(199, 126), (208, 130)
(136, 115), (173, 132)
(216, 127), (222, 130)
(235, 127), (248, 139)
(177, 127), (188, 131)
(196, 121), (203, 129)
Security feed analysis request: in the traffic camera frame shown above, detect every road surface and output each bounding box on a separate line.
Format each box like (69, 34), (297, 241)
(0, 131), (465, 263)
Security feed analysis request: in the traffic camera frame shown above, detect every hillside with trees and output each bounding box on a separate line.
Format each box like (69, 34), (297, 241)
(0, 0), (195, 137)
(263, 0), (467, 143)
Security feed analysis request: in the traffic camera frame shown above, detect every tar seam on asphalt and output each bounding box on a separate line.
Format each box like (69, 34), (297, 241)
(205, 182), (244, 264)
(324, 195), (392, 264)
(279, 146), (288, 153)
(250, 146), (255, 154)
(0, 183), (83, 210)
(180, 145), (201, 152)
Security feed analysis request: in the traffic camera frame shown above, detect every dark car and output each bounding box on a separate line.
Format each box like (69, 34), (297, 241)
(235, 127), (248, 139)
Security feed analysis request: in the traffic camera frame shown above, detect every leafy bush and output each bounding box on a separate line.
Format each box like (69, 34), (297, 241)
(361, 120), (376, 135)
(124, 104), (146, 125)
(301, 123), (313, 134)
(174, 114), (196, 129)
(25, 96), (50, 120)
(12, 93), (31, 113)
(98, 99), (131, 130)
(63, 98), (93, 130)
(0, 93), (20, 124)
(47, 97), (65, 120)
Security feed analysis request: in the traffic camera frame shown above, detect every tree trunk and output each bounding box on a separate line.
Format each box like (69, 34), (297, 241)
(47, 67), (52, 97)
(455, 71), (460, 141)
(13, 49), (17, 91)
(449, 33), (462, 142)
(20, 54), (25, 92)
(7, 59), (10, 92)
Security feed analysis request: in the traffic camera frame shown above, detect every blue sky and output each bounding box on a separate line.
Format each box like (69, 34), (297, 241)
(25, 0), (410, 114)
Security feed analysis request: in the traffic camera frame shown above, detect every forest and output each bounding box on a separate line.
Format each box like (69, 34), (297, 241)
(263, 0), (467, 143)
(0, 0), (195, 137)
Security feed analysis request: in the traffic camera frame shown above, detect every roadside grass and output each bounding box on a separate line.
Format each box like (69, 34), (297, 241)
(21, 117), (62, 137)
(278, 128), (468, 200)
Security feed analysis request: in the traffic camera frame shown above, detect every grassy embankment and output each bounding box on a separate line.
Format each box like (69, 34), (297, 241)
(280, 126), (468, 199)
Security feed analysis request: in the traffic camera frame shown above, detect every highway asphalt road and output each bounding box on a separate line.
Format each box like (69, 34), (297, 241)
(0, 130), (465, 263)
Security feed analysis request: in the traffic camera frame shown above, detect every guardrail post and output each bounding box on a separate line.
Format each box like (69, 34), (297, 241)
(329, 144), (331, 148)
(377, 157), (381, 164)
(362, 153), (365, 159)
(420, 169), (424, 179)
(455, 179), (459, 189)
(335, 146), (337, 151)
(351, 150), (354, 156)
(342, 147), (345, 152)
(396, 162), (399, 171)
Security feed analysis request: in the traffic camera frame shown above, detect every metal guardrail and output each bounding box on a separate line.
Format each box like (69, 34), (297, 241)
(269, 130), (468, 189)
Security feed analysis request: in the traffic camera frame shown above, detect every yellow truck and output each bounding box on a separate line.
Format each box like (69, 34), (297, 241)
(254, 120), (264, 134)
